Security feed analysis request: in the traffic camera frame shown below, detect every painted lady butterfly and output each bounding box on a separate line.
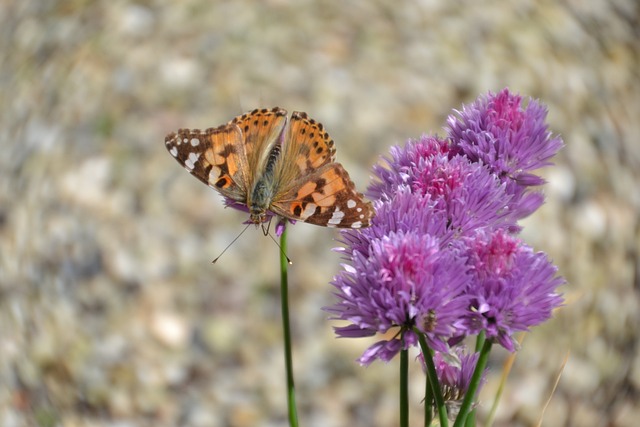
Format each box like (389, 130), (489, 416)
(165, 107), (374, 229)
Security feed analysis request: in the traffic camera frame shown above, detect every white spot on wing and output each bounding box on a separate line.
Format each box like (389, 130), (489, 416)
(328, 208), (345, 225)
(190, 138), (200, 146)
(302, 203), (317, 219)
(185, 152), (200, 171)
(351, 221), (362, 229)
(347, 199), (356, 209)
(169, 146), (178, 157)
(209, 165), (222, 183)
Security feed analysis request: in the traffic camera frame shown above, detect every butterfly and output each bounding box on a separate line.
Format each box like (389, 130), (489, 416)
(165, 107), (374, 229)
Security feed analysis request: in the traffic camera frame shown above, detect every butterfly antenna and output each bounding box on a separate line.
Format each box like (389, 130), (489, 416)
(267, 231), (292, 265)
(212, 223), (252, 264)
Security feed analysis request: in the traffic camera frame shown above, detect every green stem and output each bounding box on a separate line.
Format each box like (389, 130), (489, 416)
(424, 357), (433, 427)
(464, 410), (476, 427)
(416, 331), (448, 427)
(474, 331), (486, 352)
(279, 224), (299, 427)
(400, 348), (409, 427)
(453, 339), (493, 427)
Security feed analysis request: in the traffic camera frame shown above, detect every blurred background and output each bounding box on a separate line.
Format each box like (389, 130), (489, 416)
(1, 1), (638, 426)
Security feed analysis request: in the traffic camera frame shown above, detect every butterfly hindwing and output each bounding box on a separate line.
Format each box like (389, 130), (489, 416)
(270, 163), (374, 228)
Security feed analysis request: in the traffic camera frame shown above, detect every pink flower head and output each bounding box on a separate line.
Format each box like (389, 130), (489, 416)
(447, 88), (564, 220)
(461, 229), (564, 351)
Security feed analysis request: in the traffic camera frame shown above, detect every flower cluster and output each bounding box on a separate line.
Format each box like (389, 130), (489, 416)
(328, 89), (565, 374)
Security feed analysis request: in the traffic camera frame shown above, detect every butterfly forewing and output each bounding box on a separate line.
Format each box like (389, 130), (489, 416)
(228, 107), (288, 185)
(272, 111), (336, 201)
(276, 111), (336, 181)
(165, 126), (250, 202)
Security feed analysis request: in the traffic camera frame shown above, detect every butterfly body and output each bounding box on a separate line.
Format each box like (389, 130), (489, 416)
(165, 107), (374, 229)
(248, 143), (281, 224)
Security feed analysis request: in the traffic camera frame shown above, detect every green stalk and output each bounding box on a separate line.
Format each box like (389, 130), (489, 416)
(279, 224), (298, 427)
(424, 356), (433, 427)
(452, 339), (493, 427)
(474, 331), (486, 352)
(463, 330), (486, 426)
(416, 331), (448, 427)
(400, 347), (409, 427)
(464, 410), (476, 427)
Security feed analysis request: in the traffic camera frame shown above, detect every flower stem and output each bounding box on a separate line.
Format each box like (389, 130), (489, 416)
(453, 339), (493, 427)
(416, 332), (448, 427)
(424, 358), (433, 427)
(474, 330), (486, 352)
(279, 224), (299, 427)
(400, 347), (409, 427)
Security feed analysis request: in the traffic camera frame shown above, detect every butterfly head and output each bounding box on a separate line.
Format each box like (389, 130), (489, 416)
(222, 197), (274, 228)
(249, 209), (268, 225)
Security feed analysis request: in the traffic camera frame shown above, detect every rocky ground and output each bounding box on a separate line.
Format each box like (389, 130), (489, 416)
(1, 1), (639, 426)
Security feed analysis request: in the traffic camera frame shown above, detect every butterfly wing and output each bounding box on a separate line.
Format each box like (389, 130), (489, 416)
(274, 111), (336, 184)
(165, 107), (288, 203)
(271, 163), (374, 228)
(165, 125), (250, 202)
(270, 111), (374, 228)
(226, 107), (288, 188)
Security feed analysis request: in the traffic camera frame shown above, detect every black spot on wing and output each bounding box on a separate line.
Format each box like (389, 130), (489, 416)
(218, 144), (236, 158)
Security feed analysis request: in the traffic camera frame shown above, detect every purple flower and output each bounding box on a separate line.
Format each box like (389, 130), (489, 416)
(328, 89), (565, 366)
(460, 229), (564, 351)
(338, 188), (452, 258)
(419, 346), (487, 403)
(447, 88), (564, 220)
(368, 136), (517, 235)
(328, 230), (470, 365)
(408, 154), (516, 235)
(368, 136), (452, 200)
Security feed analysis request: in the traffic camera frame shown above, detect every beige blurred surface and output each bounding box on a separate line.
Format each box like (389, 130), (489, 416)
(1, 1), (638, 426)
